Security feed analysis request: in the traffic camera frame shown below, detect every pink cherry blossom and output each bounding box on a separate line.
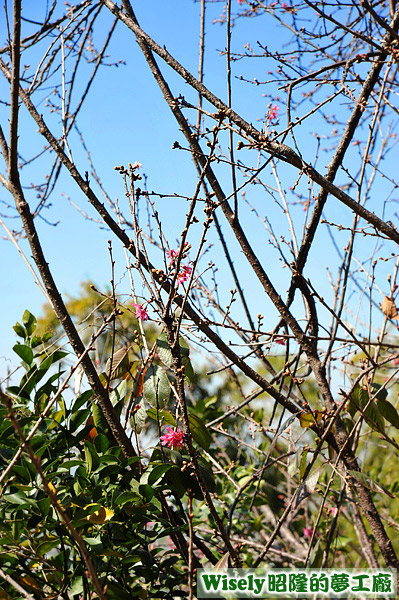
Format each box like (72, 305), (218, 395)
(131, 303), (149, 321)
(303, 526), (313, 538)
(160, 426), (184, 450)
(131, 161), (141, 170)
(330, 507), (338, 518)
(166, 246), (193, 286)
(167, 248), (178, 259)
(269, 104), (279, 122)
(177, 264), (193, 286)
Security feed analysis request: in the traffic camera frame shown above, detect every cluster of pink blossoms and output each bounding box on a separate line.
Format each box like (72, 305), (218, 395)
(167, 248), (193, 286)
(270, 1), (293, 11)
(160, 426), (184, 450)
(177, 264), (193, 285)
(167, 249), (178, 261)
(131, 303), (149, 321)
(268, 104), (279, 123)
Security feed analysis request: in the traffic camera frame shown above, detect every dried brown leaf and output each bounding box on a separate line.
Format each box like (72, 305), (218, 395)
(381, 296), (399, 320)
(105, 347), (131, 380)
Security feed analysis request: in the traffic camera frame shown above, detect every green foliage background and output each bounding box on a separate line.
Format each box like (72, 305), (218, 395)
(2, 289), (399, 598)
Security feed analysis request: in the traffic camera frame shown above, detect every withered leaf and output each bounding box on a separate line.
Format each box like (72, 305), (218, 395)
(105, 347), (131, 380)
(381, 296), (399, 320)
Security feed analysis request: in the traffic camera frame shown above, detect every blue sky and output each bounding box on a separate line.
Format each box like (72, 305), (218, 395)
(0, 1), (284, 365)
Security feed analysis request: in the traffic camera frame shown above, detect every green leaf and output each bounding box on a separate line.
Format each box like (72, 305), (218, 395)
(48, 409), (65, 429)
(139, 484), (154, 502)
(22, 310), (37, 336)
(288, 449), (301, 477)
(38, 351), (67, 375)
(72, 390), (93, 413)
(84, 441), (99, 475)
(299, 411), (322, 428)
(333, 535), (352, 551)
(36, 537), (60, 556)
(33, 373), (63, 402)
(350, 384), (385, 432)
(143, 365), (171, 408)
(69, 408), (90, 432)
(3, 492), (36, 507)
(30, 434), (49, 456)
(199, 461), (216, 494)
(59, 459), (84, 470)
(113, 398), (125, 420)
(97, 454), (119, 469)
(147, 408), (176, 426)
(95, 434), (110, 454)
(110, 379), (127, 406)
(178, 335), (194, 381)
(365, 401), (385, 433)
(164, 465), (187, 498)
(30, 335), (44, 348)
(157, 333), (175, 368)
(11, 465), (32, 484)
(106, 582), (137, 600)
(347, 388), (358, 418)
(73, 480), (83, 496)
(348, 470), (395, 498)
(130, 404), (147, 434)
(57, 395), (66, 418)
(148, 464), (173, 486)
(370, 382), (388, 401)
(343, 416), (355, 435)
(38, 354), (53, 373)
(294, 466), (322, 508)
(37, 497), (51, 517)
(34, 393), (48, 414)
(188, 414), (211, 450)
(92, 402), (108, 433)
(299, 448), (309, 481)
(69, 577), (84, 596)
(13, 322), (26, 339)
(157, 333), (194, 381)
(13, 344), (33, 365)
(115, 491), (141, 506)
(309, 539), (323, 568)
(182, 358), (194, 382)
(377, 398), (399, 429)
(48, 350), (68, 364)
